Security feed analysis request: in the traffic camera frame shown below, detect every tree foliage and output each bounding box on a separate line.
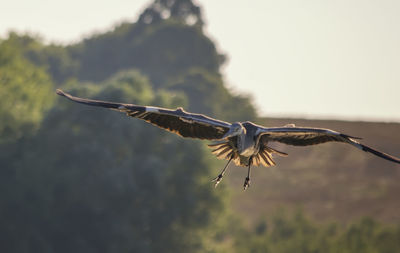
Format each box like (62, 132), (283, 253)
(138, 0), (204, 26)
(0, 35), (54, 143)
(20, 0), (239, 121)
(168, 68), (256, 122)
(1, 0), (249, 250)
(234, 210), (400, 253)
(69, 19), (225, 88)
(0, 71), (230, 252)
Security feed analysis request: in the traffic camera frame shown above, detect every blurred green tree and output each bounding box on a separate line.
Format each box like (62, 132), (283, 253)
(0, 70), (230, 252)
(168, 68), (256, 122)
(234, 210), (400, 253)
(0, 35), (54, 143)
(138, 0), (204, 26)
(0, 1), (257, 252)
(2, 32), (79, 85)
(13, 0), (254, 122)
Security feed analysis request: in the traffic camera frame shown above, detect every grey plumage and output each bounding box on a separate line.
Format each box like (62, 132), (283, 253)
(56, 89), (400, 190)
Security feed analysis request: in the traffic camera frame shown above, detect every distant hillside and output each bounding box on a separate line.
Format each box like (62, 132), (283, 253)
(226, 117), (400, 225)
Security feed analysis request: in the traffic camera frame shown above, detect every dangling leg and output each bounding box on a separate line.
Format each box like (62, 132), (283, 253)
(243, 157), (253, 190)
(243, 165), (251, 190)
(212, 157), (232, 188)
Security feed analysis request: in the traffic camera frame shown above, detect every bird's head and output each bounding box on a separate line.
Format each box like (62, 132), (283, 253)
(222, 122), (245, 139)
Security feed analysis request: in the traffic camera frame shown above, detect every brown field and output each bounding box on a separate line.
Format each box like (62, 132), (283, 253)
(226, 117), (400, 225)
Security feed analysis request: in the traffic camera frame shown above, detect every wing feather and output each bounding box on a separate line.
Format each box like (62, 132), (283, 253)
(259, 127), (358, 146)
(259, 126), (400, 164)
(56, 89), (231, 140)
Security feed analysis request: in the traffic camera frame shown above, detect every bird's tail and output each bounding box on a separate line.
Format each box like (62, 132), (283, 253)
(209, 142), (234, 160)
(252, 149), (276, 167)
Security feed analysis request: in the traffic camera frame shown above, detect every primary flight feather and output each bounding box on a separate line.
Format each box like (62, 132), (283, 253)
(56, 89), (400, 190)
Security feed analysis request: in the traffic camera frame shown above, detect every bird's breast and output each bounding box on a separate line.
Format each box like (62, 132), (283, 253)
(237, 132), (259, 157)
(239, 146), (258, 157)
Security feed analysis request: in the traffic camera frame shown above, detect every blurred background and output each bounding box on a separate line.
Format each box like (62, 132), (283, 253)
(1, 0), (400, 252)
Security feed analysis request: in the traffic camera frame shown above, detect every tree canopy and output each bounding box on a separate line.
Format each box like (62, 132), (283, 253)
(0, 71), (231, 252)
(0, 35), (54, 143)
(18, 0), (244, 122)
(1, 0), (245, 250)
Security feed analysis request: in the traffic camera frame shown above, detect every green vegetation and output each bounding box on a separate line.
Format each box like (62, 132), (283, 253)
(1, 72), (231, 252)
(235, 210), (400, 253)
(0, 35), (54, 143)
(0, 0), (399, 252)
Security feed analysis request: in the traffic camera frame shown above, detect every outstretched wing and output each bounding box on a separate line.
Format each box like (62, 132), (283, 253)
(259, 126), (400, 164)
(56, 89), (231, 140)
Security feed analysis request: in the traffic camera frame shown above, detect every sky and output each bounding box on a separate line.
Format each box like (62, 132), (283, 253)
(1, 0), (400, 122)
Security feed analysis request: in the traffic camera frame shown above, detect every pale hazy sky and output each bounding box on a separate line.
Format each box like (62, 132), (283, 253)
(2, 0), (400, 122)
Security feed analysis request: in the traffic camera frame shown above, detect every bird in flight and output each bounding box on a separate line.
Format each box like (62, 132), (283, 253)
(56, 89), (400, 190)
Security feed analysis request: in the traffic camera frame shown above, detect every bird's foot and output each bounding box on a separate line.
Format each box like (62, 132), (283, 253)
(212, 174), (223, 188)
(243, 177), (250, 191)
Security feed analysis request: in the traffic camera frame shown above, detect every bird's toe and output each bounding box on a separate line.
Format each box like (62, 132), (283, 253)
(212, 174), (223, 188)
(243, 177), (250, 191)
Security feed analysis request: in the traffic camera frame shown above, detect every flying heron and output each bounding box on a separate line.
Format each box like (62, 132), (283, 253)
(56, 89), (400, 190)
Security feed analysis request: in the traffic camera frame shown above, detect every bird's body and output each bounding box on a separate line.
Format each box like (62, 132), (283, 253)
(56, 89), (400, 190)
(239, 122), (261, 157)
